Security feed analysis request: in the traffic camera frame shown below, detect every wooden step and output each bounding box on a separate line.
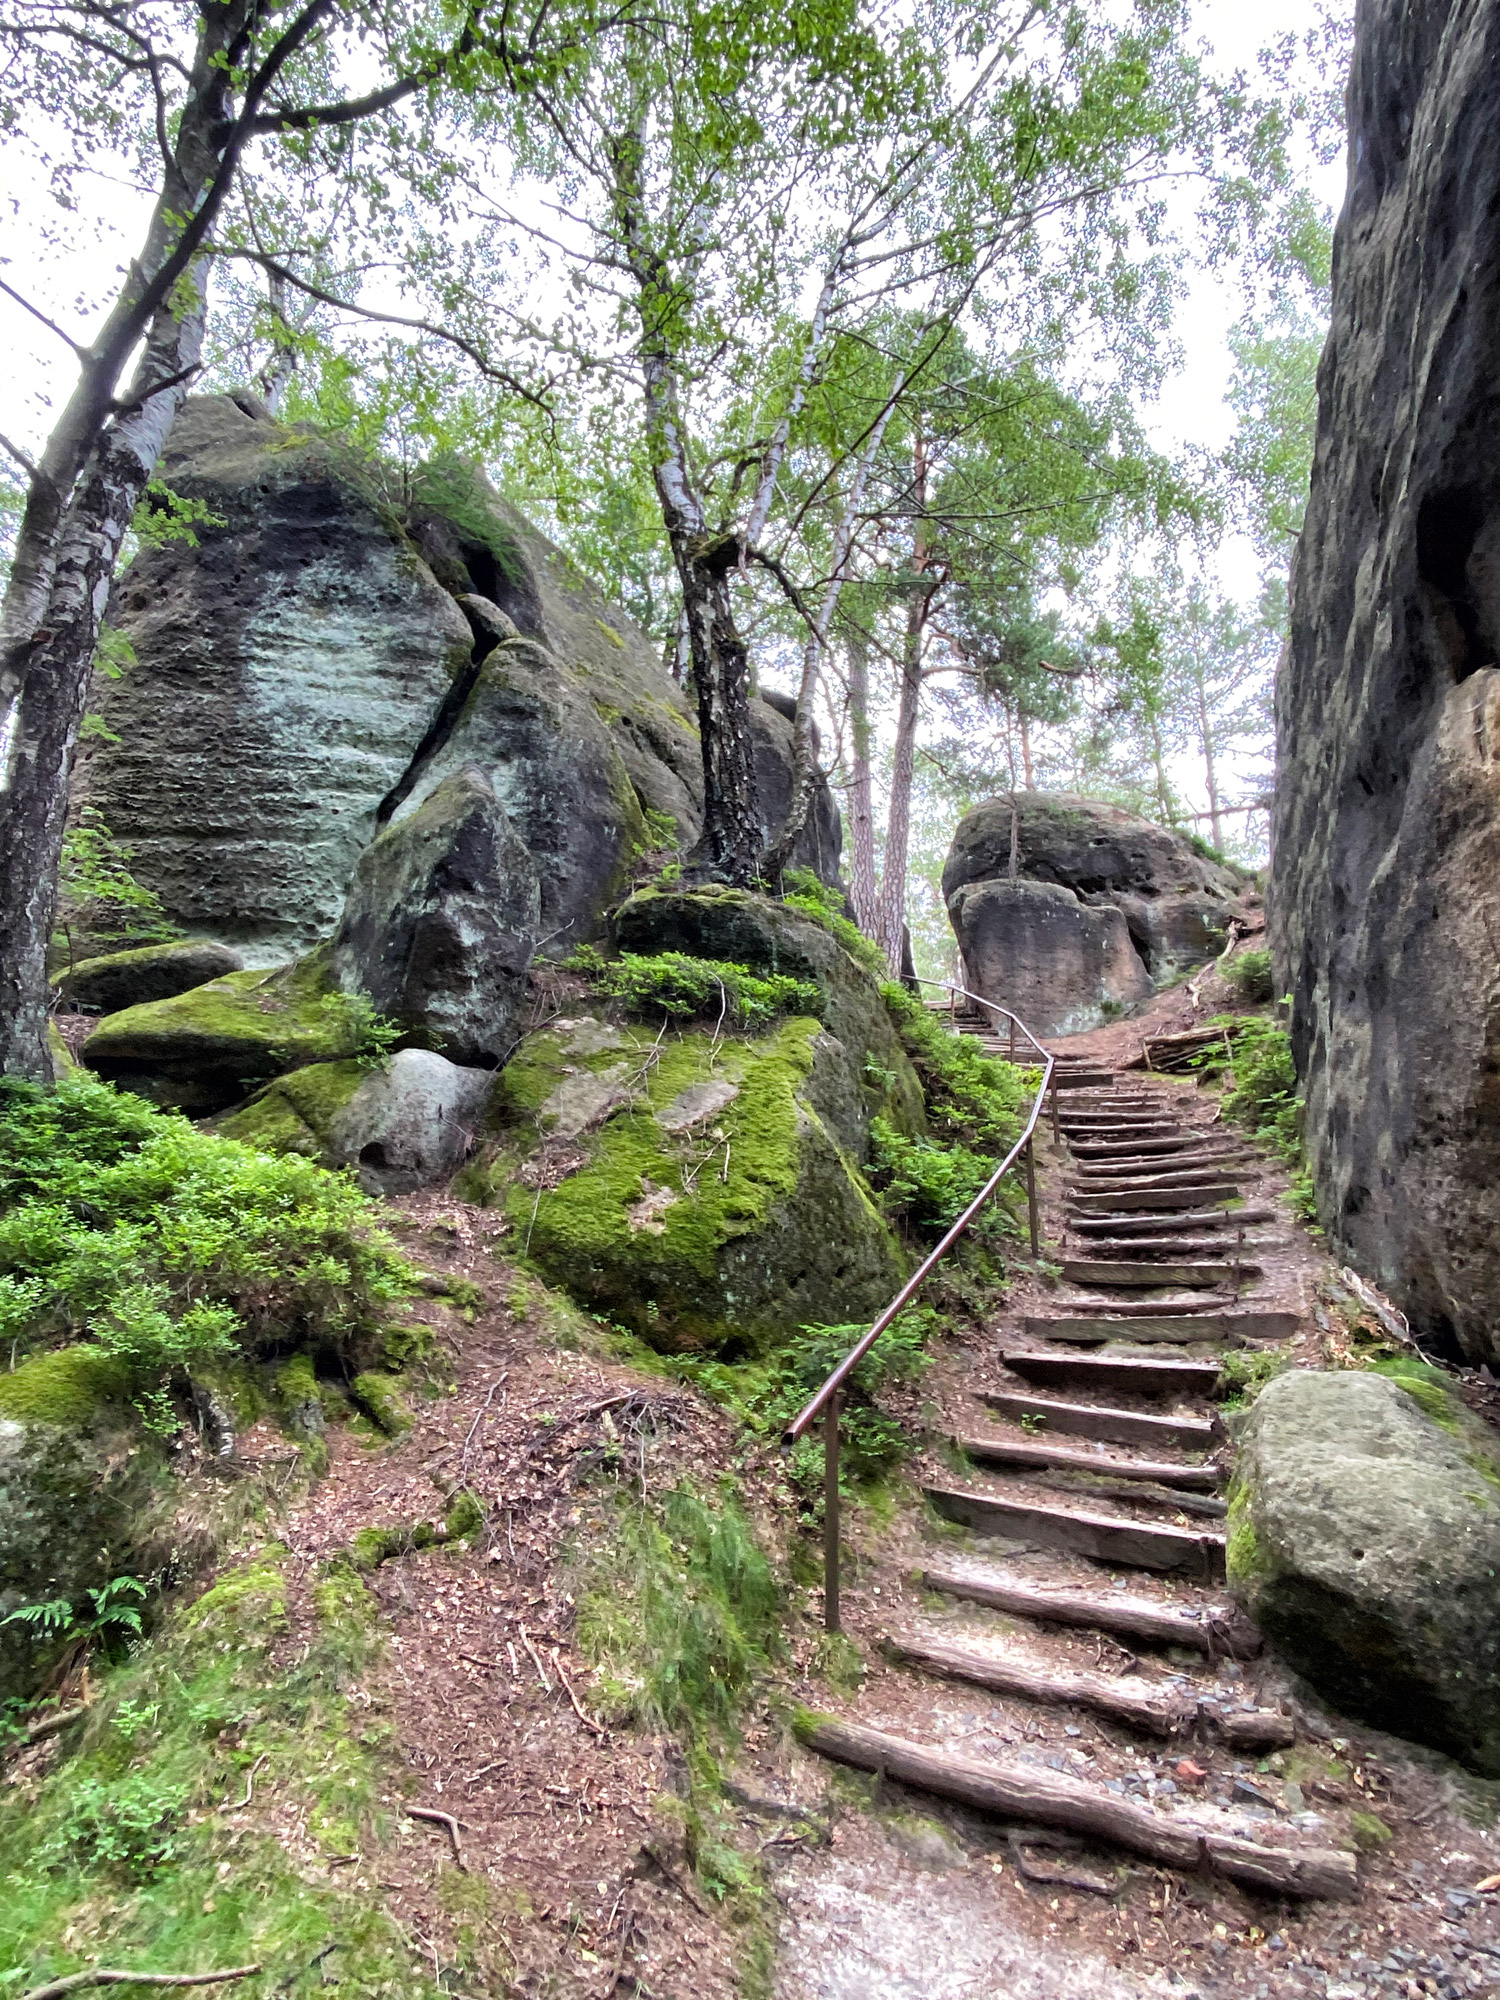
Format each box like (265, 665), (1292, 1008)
(956, 1433), (1222, 1488)
(1073, 1236), (1248, 1258)
(1069, 1207), (1275, 1235)
(1001, 1351), (1222, 1394)
(979, 1391), (1215, 1449)
(924, 1483), (1225, 1579)
(1053, 1073), (1114, 1090)
(797, 1719), (1352, 1898)
(1059, 1260), (1260, 1289)
(1024, 1311), (1296, 1346)
(1071, 1149), (1253, 1178)
(1071, 1134), (1244, 1159)
(920, 1565), (1255, 1655)
(886, 1631), (1193, 1735)
(1070, 1185), (1241, 1213)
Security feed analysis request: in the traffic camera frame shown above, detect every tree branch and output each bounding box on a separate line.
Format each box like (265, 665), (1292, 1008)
(0, 278), (90, 360)
(0, 432), (39, 480)
(22, 1968), (261, 2000)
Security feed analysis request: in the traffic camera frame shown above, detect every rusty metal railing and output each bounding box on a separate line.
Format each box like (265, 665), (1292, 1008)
(783, 979), (1056, 1632)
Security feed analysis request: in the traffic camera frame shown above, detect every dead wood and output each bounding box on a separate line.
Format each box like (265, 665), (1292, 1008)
(919, 1567), (1238, 1653)
(798, 1717), (1357, 1899)
(885, 1633), (1195, 1735)
(408, 1805), (466, 1869)
(22, 1970), (261, 2000)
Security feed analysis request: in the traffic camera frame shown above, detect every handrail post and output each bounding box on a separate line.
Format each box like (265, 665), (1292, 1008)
(1026, 1133), (1040, 1258)
(824, 1392), (842, 1633)
(1050, 1066), (1060, 1146)
(1008, 1013), (1017, 1061)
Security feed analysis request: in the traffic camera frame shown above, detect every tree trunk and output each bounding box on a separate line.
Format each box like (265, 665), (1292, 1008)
(846, 629), (877, 934)
(1019, 707), (1035, 788)
(1148, 712), (1175, 826)
(0, 0), (250, 1079)
(874, 435), (930, 970)
(1193, 670), (1222, 849)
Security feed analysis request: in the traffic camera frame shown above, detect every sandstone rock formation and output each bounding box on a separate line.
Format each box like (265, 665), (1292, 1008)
(331, 767), (539, 1066)
(58, 939), (244, 1014)
(1228, 1368), (1500, 1777)
(74, 397), (839, 968)
(942, 795), (1244, 1036)
(1272, 0), (1500, 1366)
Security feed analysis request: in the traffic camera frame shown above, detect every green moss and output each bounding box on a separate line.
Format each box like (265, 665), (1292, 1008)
(0, 1547), (449, 1995)
(348, 1371), (412, 1438)
(1370, 1355), (1462, 1433)
(217, 1059), (366, 1158)
(275, 1351), (320, 1411)
(0, 1345), (133, 1426)
(1217, 1347), (1289, 1411)
(1349, 1810), (1393, 1852)
(1224, 1482), (1272, 1586)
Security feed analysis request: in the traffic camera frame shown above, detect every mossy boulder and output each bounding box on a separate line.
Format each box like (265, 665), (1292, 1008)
(219, 1047), (494, 1191)
(83, 947), (358, 1114)
(1228, 1368), (1500, 1775)
(0, 1349), (169, 1701)
(57, 939), (245, 1015)
(611, 888), (926, 1151)
(464, 1012), (908, 1352)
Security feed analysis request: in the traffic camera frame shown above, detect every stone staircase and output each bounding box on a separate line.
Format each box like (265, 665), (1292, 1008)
(800, 1038), (1358, 1901)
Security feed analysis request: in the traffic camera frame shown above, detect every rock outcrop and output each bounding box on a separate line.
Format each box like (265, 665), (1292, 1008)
(942, 795), (1244, 1036)
(74, 397), (840, 970)
(58, 939), (244, 1014)
(330, 767), (539, 1066)
(1228, 1368), (1500, 1777)
(1272, 0), (1500, 1366)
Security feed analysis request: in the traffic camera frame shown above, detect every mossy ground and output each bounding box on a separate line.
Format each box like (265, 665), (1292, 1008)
(0, 1549), (450, 1997)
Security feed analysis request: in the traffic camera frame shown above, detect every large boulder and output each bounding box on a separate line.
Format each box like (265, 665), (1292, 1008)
(218, 1047), (495, 1192)
(611, 888), (926, 1149)
(463, 1011), (908, 1353)
(942, 795), (1243, 1036)
(84, 947), (356, 1114)
(74, 400), (842, 971)
(1228, 1368), (1500, 1776)
(330, 766), (539, 1064)
(57, 939), (244, 1014)
(1272, 0), (1500, 1366)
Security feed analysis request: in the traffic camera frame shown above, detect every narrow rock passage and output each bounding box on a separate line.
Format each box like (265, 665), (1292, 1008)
(774, 1009), (1500, 1998)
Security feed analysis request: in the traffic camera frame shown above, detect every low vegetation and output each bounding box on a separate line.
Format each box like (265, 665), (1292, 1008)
(563, 943), (820, 1029)
(1191, 1014), (1316, 1224)
(0, 1072), (416, 1427)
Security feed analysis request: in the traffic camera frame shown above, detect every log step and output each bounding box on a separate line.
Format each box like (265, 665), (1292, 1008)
(886, 1631), (1192, 1734)
(1059, 1260), (1261, 1289)
(1073, 1237), (1250, 1258)
(1050, 1294), (1231, 1316)
(923, 1483), (1225, 1579)
(1001, 1351), (1223, 1393)
(1070, 1185), (1241, 1213)
(955, 1433), (1222, 1488)
(794, 1719), (1354, 1898)
(1071, 1150), (1254, 1179)
(1024, 1311), (1297, 1346)
(979, 1391), (1215, 1449)
(919, 1565), (1255, 1655)
(1071, 1134), (1246, 1158)
(1052, 1073), (1115, 1090)
(1069, 1207), (1275, 1235)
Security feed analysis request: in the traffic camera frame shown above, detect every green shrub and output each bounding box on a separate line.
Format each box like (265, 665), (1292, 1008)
(867, 1117), (1011, 1238)
(0, 1073), (416, 1418)
(564, 945), (819, 1028)
(780, 868), (887, 976)
(880, 982), (1031, 1151)
(1189, 1017), (1309, 1220)
(1224, 948), (1275, 1004)
(40, 1770), (190, 1882)
(52, 808), (179, 959)
(575, 1481), (781, 1739)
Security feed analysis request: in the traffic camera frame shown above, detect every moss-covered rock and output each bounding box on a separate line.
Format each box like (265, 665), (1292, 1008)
(349, 1371), (413, 1437)
(0, 1355), (170, 1701)
(83, 947), (358, 1114)
(465, 1012), (908, 1353)
(57, 939), (244, 1015)
(1228, 1368), (1500, 1776)
(611, 888), (926, 1151)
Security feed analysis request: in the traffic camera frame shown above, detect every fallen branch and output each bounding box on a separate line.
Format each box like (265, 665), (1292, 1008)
(217, 1751), (267, 1813)
(798, 1716), (1356, 1899)
(549, 1649), (605, 1737)
(9, 1701), (93, 1750)
(407, 1806), (466, 1871)
(22, 1969), (260, 2000)
(518, 1622), (553, 1694)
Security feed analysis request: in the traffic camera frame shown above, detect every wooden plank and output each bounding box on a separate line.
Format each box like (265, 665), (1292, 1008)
(1024, 1312), (1297, 1345)
(1071, 1134), (1243, 1158)
(796, 1719), (1357, 1899)
(1071, 1150), (1253, 1178)
(923, 1483), (1225, 1579)
(886, 1633), (1194, 1735)
(1073, 1238), (1246, 1258)
(1059, 1260), (1260, 1289)
(1069, 1208), (1276, 1234)
(979, 1391), (1215, 1449)
(1000, 1351), (1222, 1392)
(919, 1565), (1255, 1654)
(955, 1433), (1222, 1489)
(1070, 1186), (1241, 1213)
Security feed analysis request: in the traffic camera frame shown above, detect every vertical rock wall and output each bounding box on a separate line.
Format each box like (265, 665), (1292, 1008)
(1273, 0), (1500, 1363)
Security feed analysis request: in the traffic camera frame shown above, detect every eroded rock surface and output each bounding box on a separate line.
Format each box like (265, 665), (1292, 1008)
(1272, 0), (1500, 1366)
(1228, 1369), (1500, 1776)
(942, 795), (1243, 1036)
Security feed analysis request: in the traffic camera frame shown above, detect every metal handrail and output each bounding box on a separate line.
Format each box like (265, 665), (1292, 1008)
(783, 977), (1056, 1632)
